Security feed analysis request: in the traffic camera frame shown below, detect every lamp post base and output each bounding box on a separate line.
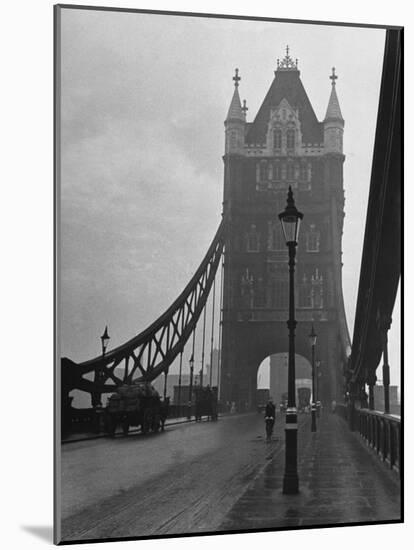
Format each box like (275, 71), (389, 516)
(311, 403), (317, 432)
(283, 410), (299, 494)
(283, 473), (299, 495)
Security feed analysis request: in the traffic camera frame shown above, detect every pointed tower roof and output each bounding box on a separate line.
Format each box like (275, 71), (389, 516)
(225, 68), (244, 122)
(324, 67), (344, 122)
(245, 47), (323, 144)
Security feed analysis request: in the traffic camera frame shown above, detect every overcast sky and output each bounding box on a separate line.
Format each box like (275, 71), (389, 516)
(59, 9), (399, 391)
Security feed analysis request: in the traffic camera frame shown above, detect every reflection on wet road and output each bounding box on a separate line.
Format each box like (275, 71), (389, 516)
(60, 413), (285, 541)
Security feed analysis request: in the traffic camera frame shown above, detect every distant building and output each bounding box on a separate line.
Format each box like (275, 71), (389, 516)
(205, 348), (220, 387)
(373, 385), (400, 415)
(269, 353), (312, 407)
(256, 388), (270, 409)
(152, 374), (190, 400)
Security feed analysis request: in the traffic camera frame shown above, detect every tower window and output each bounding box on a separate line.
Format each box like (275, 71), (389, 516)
(306, 224), (320, 252)
(259, 162), (267, 181)
(312, 269), (324, 309)
(273, 161), (281, 181)
(299, 274), (313, 308)
(307, 163), (312, 181)
(268, 163), (273, 180)
(287, 162), (295, 180)
(273, 129), (282, 150)
(274, 280), (289, 308)
(300, 163), (307, 181)
(286, 129), (295, 150)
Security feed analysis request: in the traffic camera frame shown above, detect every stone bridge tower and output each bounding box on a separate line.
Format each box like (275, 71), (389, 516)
(220, 48), (351, 409)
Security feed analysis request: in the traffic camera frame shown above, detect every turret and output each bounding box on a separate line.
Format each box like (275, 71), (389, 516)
(324, 67), (344, 154)
(224, 68), (246, 155)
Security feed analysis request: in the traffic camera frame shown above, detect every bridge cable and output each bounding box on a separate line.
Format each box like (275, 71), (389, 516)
(209, 277), (217, 387)
(189, 323), (197, 411)
(200, 301), (207, 388)
(217, 256), (225, 397)
(177, 350), (183, 416)
(163, 368), (168, 399)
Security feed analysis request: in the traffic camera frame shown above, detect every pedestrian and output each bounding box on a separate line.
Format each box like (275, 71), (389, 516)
(264, 399), (276, 441)
(160, 396), (170, 431)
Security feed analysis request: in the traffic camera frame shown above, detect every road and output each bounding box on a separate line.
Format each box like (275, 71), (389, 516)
(59, 412), (287, 542)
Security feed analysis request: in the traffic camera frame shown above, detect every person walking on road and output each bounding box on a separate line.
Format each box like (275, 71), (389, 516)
(264, 399), (276, 441)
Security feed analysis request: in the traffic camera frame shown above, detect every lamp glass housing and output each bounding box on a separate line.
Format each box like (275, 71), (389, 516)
(101, 326), (110, 353)
(278, 186), (303, 245)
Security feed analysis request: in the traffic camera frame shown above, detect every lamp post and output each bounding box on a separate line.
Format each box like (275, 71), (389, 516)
(93, 326), (110, 408)
(309, 325), (317, 432)
(316, 360), (321, 417)
(100, 326), (110, 403)
(279, 185), (303, 495)
(188, 354), (194, 419)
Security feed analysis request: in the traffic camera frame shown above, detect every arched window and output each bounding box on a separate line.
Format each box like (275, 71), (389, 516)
(273, 129), (282, 150)
(286, 128), (295, 150)
(287, 162), (295, 180)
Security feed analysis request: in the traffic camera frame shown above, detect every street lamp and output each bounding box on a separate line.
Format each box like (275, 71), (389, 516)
(308, 324), (317, 432)
(188, 354), (194, 419)
(316, 360), (321, 417)
(93, 326), (110, 408)
(279, 185), (303, 495)
(101, 325), (110, 356)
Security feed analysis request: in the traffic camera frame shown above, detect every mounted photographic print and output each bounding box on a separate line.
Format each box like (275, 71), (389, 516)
(54, 4), (402, 545)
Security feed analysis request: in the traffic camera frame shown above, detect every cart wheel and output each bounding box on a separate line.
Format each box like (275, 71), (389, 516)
(122, 419), (129, 435)
(142, 409), (152, 434)
(107, 415), (116, 437)
(153, 414), (161, 433)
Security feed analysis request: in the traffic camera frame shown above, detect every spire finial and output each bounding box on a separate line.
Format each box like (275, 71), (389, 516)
(242, 99), (248, 116)
(276, 46), (298, 71)
(330, 67), (338, 85)
(233, 68), (241, 87)
(287, 185), (294, 206)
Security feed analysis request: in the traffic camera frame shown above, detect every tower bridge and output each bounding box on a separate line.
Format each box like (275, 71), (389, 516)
(58, 30), (402, 542)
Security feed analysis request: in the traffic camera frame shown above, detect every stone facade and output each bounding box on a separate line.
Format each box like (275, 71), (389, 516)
(220, 50), (350, 409)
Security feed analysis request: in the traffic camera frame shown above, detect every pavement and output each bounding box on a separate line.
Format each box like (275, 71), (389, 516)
(58, 412), (401, 543)
(220, 412), (401, 531)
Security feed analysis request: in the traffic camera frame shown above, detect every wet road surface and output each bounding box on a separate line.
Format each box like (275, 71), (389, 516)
(60, 413), (284, 541)
(59, 412), (401, 542)
(221, 413), (401, 531)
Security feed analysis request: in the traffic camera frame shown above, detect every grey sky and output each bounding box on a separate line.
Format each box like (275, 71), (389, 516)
(59, 9), (399, 392)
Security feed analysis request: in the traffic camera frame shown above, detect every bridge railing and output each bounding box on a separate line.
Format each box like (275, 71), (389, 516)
(354, 408), (401, 475)
(335, 404), (401, 476)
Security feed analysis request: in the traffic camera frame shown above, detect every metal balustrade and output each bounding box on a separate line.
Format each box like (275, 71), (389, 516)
(336, 405), (401, 475)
